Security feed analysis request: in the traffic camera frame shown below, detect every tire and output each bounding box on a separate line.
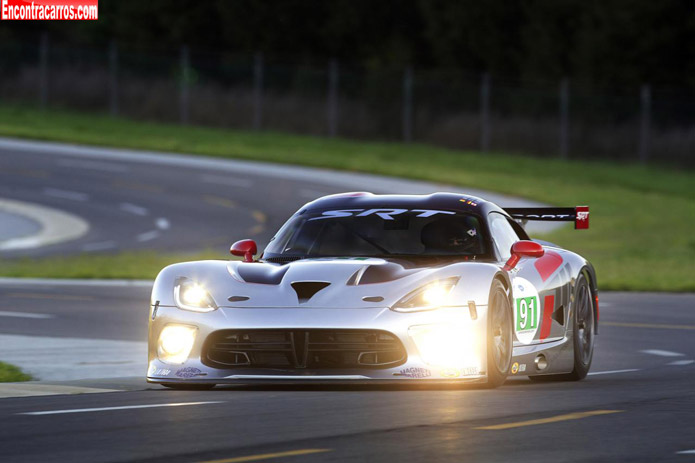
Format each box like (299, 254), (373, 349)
(485, 279), (513, 388)
(162, 383), (216, 390)
(528, 271), (595, 382)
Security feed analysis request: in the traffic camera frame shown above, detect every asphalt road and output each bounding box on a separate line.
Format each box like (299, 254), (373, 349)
(0, 288), (693, 463)
(0, 137), (555, 258)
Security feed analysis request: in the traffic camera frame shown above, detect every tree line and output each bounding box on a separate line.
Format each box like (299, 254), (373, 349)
(2, 0), (694, 91)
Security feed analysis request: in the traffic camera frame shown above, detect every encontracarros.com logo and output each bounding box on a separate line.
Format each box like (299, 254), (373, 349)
(1, 0), (98, 20)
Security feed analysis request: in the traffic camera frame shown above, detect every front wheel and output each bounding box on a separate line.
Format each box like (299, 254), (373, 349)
(485, 279), (513, 388)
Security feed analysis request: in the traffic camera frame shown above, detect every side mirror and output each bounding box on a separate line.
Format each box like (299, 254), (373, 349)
(503, 240), (544, 271)
(230, 239), (257, 263)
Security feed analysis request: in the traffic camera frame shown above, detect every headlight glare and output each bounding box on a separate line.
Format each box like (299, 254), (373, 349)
(157, 324), (197, 364)
(174, 279), (217, 312)
(392, 278), (459, 312)
(409, 323), (479, 372)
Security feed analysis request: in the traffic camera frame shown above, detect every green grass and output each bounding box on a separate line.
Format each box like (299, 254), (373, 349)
(0, 105), (693, 291)
(0, 251), (222, 280)
(0, 361), (32, 382)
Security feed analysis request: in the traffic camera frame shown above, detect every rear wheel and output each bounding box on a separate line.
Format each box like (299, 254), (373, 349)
(486, 279), (513, 388)
(529, 271), (595, 381)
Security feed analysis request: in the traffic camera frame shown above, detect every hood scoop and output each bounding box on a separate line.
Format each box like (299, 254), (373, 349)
(347, 263), (417, 285)
(237, 264), (289, 285)
(291, 281), (330, 304)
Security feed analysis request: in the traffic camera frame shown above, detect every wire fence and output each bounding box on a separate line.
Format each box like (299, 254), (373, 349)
(1, 35), (694, 166)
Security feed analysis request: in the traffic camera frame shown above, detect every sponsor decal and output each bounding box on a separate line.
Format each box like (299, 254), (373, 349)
(309, 209), (455, 221)
(153, 368), (171, 376)
(440, 367), (479, 378)
(395, 367), (432, 379)
(510, 363), (527, 375)
(512, 277), (541, 344)
(459, 198), (478, 207)
(575, 206), (590, 229)
(175, 367), (204, 378)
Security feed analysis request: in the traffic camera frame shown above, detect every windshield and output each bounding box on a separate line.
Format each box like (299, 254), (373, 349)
(263, 208), (489, 259)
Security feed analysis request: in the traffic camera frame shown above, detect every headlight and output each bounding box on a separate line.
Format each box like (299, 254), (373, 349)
(157, 324), (197, 364)
(392, 278), (459, 312)
(409, 324), (480, 372)
(174, 279), (218, 312)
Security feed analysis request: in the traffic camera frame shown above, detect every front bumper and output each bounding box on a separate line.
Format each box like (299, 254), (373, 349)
(147, 304), (489, 384)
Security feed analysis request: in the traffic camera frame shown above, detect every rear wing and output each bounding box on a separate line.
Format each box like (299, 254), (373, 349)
(504, 206), (589, 229)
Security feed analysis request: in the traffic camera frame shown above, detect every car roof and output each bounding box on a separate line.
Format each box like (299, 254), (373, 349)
(301, 192), (506, 216)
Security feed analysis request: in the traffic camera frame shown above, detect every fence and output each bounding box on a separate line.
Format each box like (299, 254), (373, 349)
(1, 35), (694, 166)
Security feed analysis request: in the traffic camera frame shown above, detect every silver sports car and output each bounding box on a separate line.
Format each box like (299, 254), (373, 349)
(147, 192), (597, 388)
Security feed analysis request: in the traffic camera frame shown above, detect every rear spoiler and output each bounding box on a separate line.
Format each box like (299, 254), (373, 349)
(504, 206), (589, 229)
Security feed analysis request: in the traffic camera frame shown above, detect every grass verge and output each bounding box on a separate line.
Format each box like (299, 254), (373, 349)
(0, 106), (693, 291)
(0, 251), (221, 280)
(0, 362), (32, 382)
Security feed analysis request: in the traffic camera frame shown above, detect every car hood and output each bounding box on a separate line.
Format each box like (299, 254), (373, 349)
(213, 257), (470, 309)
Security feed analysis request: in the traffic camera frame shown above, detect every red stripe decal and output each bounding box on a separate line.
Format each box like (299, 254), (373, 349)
(534, 250), (563, 282)
(540, 294), (555, 340)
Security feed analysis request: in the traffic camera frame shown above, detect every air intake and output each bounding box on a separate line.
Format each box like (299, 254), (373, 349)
(291, 281), (330, 303)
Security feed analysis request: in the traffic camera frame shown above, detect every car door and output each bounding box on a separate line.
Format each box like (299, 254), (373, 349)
(488, 212), (567, 347)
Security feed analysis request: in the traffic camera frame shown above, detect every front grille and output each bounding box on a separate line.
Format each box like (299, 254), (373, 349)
(203, 329), (406, 369)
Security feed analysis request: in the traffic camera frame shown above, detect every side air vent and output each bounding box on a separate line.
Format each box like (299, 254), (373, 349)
(291, 281), (330, 303)
(552, 305), (565, 325)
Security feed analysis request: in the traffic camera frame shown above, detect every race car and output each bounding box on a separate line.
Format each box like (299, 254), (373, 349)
(147, 192), (597, 388)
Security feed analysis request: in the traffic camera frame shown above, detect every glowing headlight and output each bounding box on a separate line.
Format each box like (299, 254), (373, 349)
(392, 278), (459, 312)
(174, 279), (217, 312)
(409, 324), (480, 372)
(157, 324), (197, 364)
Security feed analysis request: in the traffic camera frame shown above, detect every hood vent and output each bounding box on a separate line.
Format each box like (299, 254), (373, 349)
(237, 264), (290, 285)
(347, 263), (417, 285)
(291, 281), (330, 303)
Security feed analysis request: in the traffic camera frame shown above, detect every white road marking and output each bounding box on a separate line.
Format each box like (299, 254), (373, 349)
(0, 198), (89, 251)
(668, 359), (694, 366)
(587, 369), (640, 376)
(201, 174), (253, 188)
(19, 401), (224, 416)
(57, 159), (128, 173)
(641, 349), (685, 357)
(677, 449), (695, 454)
(120, 202), (149, 216)
(43, 188), (89, 202)
(155, 217), (170, 230)
(0, 311), (54, 319)
(81, 240), (117, 252)
(137, 230), (160, 242)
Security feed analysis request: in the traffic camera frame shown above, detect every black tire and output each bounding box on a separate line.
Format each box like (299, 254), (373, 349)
(162, 383), (216, 390)
(528, 271), (595, 382)
(485, 279), (513, 388)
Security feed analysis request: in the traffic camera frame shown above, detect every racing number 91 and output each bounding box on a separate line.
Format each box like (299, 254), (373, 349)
(516, 297), (538, 331)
